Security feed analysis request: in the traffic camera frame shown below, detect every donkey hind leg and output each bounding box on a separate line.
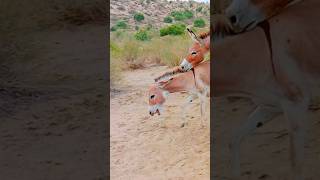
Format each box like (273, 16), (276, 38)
(198, 92), (207, 127)
(281, 100), (308, 180)
(180, 94), (198, 128)
(230, 105), (281, 178)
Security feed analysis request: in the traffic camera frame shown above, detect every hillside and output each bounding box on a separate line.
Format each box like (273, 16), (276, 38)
(110, 0), (210, 30)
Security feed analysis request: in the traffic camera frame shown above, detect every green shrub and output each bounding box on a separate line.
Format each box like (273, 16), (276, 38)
(193, 18), (205, 28)
(183, 10), (193, 19)
(160, 23), (186, 36)
(135, 26), (139, 31)
(134, 12), (144, 22)
(115, 20), (128, 29)
(163, 16), (173, 23)
(170, 11), (185, 21)
(135, 29), (151, 41)
(170, 10), (193, 21)
(196, 6), (203, 12)
(111, 26), (117, 31)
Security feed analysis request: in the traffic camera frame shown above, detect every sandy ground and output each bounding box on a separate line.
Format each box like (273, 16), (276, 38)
(0, 25), (107, 180)
(213, 98), (320, 180)
(110, 66), (210, 180)
(111, 64), (320, 180)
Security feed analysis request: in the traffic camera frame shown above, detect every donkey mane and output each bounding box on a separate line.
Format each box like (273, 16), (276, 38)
(154, 66), (183, 83)
(198, 31), (210, 39)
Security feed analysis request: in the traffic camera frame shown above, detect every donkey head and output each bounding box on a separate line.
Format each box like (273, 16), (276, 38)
(225, 0), (291, 33)
(148, 79), (172, 116)
(180, 27), (210, 72)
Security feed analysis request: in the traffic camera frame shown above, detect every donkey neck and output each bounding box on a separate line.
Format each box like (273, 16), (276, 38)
(263, 0), (299, 19)
(212, 27), (275, 97)
(162, 72), (195, 93)
(203, 35), (210, 51)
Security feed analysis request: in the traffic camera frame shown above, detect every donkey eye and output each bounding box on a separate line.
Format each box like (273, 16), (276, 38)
(191, 51), (197, 55)
(150, 95), (155, 99)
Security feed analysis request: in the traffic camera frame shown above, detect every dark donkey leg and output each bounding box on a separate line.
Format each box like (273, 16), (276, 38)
(230, 105), (281, 178)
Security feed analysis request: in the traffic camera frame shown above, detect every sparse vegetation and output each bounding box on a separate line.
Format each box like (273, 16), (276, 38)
(110, 0), (211, 84)
(111, 20), (129, 31)
(134, 12), (145, 22)
(160, 23), (186, 36)
(170, 10), (194, 21)
(116, 20), (128, 29)
(134, 29), (151, 41)
(196, 6), (203, 12)
(146, 24), (153, 30)
(193, 18), (206, 28)
(163, 16), (173, 23)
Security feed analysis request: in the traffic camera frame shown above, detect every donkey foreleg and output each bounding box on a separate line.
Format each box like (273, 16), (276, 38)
(230, 105), (281, 178)
(180, 94), (198, 127)
(281, 100), (308, 180)
(198, 92), (207, 127)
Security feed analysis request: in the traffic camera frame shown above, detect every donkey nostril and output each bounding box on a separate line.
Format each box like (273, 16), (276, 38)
(149, 111), (152, 115)
(230, 15), (237, 24)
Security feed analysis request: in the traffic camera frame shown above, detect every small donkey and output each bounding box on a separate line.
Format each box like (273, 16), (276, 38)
(148, 61), (210, 127)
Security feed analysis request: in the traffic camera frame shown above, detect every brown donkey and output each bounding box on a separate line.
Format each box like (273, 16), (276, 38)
(154, 28), (210, 82)
(149, 61), (210, 127)
(212, 1), (320, 178)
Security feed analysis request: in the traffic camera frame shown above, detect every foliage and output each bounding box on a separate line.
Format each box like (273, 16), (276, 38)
(170, 10), (193, 21)
(146, 24), (152, 30)
(134, 12), (144, 22)
(196, 6), (203, 12)
(116, 20), (128, 29)
(163, 16), (173, 23)
(193, 18), (205, 27)
(159, 23), (186, 36)
(111, 20), (129, 31)
(111, 26), (117, 31)
(134, 29), (151, 41)
(183, 10), (194, 19)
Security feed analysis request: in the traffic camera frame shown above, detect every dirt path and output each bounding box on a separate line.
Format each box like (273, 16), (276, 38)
(110, 66), (210, 180)
(0, 25), (107, 180)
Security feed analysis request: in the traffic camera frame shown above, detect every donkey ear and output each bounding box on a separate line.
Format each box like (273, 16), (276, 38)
(186, 26), (204, 46)
(158, 77), (173, 88)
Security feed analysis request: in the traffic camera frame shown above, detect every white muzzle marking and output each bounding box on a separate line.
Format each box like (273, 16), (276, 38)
(180, 59), (193, 72)
(149, 104), (163, 115)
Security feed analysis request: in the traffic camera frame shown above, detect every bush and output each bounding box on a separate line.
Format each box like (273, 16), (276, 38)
(135, 26), (139, 31)
(183, 10), (193, 19)
(194, 18), (206, 28)
(134, 12), (144, 22)
(170, 11), (185, 21)
(146, 24), (152, 30)
(160, 23), (186, 36)
(163, 16), (173, 23)
(115, 20), (128, 29)
(196, 6), (203, 12)
(135, 29), (151, 41)
(170, 10), (193, 21)
(111, 26), (117, 31)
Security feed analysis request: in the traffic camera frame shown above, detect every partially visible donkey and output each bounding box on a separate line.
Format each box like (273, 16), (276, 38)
(148, 61), (210, 127)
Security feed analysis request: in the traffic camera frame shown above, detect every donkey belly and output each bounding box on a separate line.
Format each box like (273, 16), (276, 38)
(269, 1), (320, 102)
